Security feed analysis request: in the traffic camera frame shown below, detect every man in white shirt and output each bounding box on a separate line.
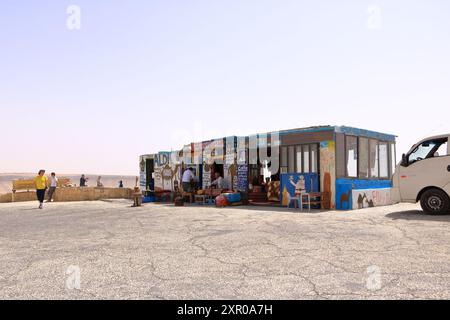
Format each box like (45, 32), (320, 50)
(47, 172), (58, 202)
(182, 168), (196, 192)
(211, 172), (224, 189)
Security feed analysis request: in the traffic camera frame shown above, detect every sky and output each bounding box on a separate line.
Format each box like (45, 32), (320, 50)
(1, 0), (449, 175)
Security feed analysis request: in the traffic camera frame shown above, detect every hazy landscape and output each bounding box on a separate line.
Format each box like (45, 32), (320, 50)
(0, 174), (137, 195)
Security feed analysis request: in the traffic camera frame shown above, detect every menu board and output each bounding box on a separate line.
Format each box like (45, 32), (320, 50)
(237, 164), (248, 192)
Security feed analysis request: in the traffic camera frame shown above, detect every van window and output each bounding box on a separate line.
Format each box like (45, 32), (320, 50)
(408, 138), (448, 164)
(434, 140), (448, 157)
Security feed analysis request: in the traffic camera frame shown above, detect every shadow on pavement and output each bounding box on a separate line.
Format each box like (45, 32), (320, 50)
(386, 210), (450, 221)
(150, 202), (326, 214)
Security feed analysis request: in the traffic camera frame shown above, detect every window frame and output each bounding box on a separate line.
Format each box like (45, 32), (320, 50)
(344, 135), (393, 180)
(280, 143), (320, 174)
(345, 135), (358, 178)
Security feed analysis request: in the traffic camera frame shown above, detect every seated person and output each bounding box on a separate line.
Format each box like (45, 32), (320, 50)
(211, 172), (224, 189)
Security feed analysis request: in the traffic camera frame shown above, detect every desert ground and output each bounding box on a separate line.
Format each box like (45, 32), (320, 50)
(0, 174), (136, 195)
(0, 200), (449, 300)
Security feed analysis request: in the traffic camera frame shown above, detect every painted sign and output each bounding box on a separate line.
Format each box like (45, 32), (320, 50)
(281, 173), (319, 207)
(154, 160), (181, 191)
(139, 156), (147, 191)
(224, 153), (238, 190)
(237, 164), (248, 192)
(352, 188), (392, 209)
(336, 181), (353, 210)
(335, 178), (392, 210)
(140, 172), (146, 190)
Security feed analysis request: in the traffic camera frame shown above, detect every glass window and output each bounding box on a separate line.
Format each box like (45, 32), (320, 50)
(303, 145), (310, 173)
(358, 138), (369, 178)
(434, 139), (448, 157)
(390, 142), (396, 176)
(369, 139), (379, 178)
(408, 140), (440, 164)
(281, 147), (287, 167)
(296, 146), (303, 173)
(310, 144), (318, 173)
(379, 142), (389, 178)
(346, 136), (358, 177)
(288, 146), (295, 173)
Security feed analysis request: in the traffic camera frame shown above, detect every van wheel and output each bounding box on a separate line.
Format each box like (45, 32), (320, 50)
(420, 189), (450, 215)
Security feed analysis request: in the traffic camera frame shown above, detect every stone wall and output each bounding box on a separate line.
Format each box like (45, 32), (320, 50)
(0, 187), (133, 203)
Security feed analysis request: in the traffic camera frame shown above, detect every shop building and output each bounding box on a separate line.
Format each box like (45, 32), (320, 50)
(140, 125), (396, 210)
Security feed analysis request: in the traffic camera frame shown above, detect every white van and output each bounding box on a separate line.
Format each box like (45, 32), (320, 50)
(391, 134), (450, 215)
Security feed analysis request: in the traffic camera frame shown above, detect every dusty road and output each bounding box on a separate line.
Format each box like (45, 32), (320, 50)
(0, 200), (449, 299)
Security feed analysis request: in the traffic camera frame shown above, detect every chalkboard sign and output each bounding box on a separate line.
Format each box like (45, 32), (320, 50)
(237, 164), (248, 192)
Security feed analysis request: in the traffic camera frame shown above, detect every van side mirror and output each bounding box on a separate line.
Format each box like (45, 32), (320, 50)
(401, 153), (408, 167)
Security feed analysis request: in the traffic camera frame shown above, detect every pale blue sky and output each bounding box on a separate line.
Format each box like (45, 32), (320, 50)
(1, 0), (449, 175)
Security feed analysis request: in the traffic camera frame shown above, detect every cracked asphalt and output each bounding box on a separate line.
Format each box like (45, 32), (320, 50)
(0, 200), (449, 299)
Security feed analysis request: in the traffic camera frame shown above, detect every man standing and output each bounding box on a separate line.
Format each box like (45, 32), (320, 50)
(47, 172), (58, 202)
(181, 167), (195, 192)
(80, 174), (88, 187)
(34, 170), (48, 209)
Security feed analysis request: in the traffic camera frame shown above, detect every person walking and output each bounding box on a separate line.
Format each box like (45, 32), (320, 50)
(47, 172), (58, 202)
(34, 170), (48, 209)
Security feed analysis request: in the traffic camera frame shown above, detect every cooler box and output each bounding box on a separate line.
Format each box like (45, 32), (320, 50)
(143, 196), (156, 203)
(224, 193), (241, 203)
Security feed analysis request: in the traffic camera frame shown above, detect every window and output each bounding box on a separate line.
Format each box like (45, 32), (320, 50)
(281, 147), (288, 173)
(408, 141), (437, 163)
(296, 146), (303, 173)
(288, 146), (295, 173)
(310, 144), (318, 173)
(408, 138), (449, 164)
(303, 145), (310, 173)
(379, 142), (389, 178)
(358, 138), (369, 178)
(281, 143), (319, 174)
(390, 142), (396, 176)
(345, 135), (393, 179)
(369, 139), (379, 178)
(346, 136), (358, 177)
(435, 139), (448, 157)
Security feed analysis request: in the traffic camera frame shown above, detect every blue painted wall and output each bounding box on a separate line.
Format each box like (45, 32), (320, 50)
(335, 178), (392, 210)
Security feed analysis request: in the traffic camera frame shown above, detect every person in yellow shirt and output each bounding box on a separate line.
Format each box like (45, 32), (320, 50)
(34, 170), (48, 209)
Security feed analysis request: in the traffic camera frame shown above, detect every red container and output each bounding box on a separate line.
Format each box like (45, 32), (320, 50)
(215, 195), (229, 207)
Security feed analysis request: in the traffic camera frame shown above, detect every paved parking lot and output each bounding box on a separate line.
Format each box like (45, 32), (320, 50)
(0, 200), (449, 299)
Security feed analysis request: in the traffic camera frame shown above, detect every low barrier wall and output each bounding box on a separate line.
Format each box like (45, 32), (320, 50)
(0, 187), (133, 203)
